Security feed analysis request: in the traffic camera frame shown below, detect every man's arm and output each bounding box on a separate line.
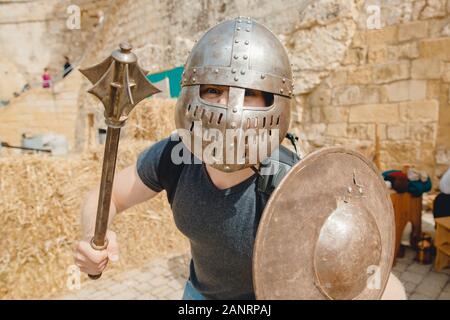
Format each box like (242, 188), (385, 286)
(80, 163), (158, 239)
(439, 167), (450, 194)
(76, 163), (158, 275)
(381, 273), (407, 300)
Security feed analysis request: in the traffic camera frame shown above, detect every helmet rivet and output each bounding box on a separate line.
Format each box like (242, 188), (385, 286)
(237, 19), (241, 23)
(193, 68), (197, 73)
(282, 78), (286, 83)
(243, 55), (248, 60)
(214, 69), (219, 73)
(237, 27), (241, 31)
(231, 122), (237, 128)
(234, 76), (239, 81)
(234, 54), (239, 59)
(246, 28), (250, 32)
(233, 107), (238, 113)
(240, 70), (245, 75)
(289, 90), (292, 95)
(245, 40), (249, 45)
(280, 88), (284, 93)
(192, 77), (196, 83)
(231, 68), (236, 74)
(235, 39), (239, 43)
(261, 74), (265, 79)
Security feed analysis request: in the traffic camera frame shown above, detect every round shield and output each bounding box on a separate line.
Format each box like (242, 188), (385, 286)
(253, 147), (395, 300)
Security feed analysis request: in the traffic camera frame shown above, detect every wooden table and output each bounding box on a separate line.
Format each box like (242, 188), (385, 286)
(435, 217), (450, 271)
(389, 190), (422, 259)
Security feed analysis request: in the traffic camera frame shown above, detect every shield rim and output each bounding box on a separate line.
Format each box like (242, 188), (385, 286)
(252, 147), (395, 300)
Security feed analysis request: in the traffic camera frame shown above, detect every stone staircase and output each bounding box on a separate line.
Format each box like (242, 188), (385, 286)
(0, 71), (83, 150)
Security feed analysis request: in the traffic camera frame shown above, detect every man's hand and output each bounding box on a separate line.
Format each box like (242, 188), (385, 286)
(73, 230), (119, 276)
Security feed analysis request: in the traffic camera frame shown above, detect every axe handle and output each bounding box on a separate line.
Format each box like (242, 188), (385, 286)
(88, 126), (121, 280)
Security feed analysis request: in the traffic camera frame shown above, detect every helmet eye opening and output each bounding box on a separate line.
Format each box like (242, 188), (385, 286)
(198, 84), (274, 108)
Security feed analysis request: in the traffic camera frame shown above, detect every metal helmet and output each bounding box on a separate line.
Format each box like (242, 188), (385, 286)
(175, 17), (294, 172)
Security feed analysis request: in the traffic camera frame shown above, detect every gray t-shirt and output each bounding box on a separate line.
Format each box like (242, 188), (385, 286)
(136, 135), (261, 300)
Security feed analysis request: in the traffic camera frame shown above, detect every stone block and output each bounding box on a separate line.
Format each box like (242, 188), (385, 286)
(327, 70), (348, 87)
(307, 86), (331, 109)
(419, 38), (450, 61)
(408, 123), (438, 142)
(346, 66), (372, 84)
(442, 63), (450, 82)
(409, 293), (434, 300)
(382, 141), (420, 164)
(406, 263), (432, 275)
(351, 31), (366, 47)
(325, 123), (348, 137)
(427, 80), (442, 99)
(333, 85), (381, 105)
(342, 47), (367, 65)
(420, 0), (447, 19)
(349, 103), (399, 123)
(365, 26), (398, 45)
(398, 100), (439, 122)
(398, 20), (428, 41)
(400, 271), (425, 285)
(321, 106), (350, 123)
(346, 124), (375, 140)
(384, 80), (427, 102)
(387, 125), (408, 140)
(438, 291), (450, 300)
(411, 58), (443, 79)
(373, 61), (410, 84)
(387, 41), (419, 61)
(403, 281), (417, 294)
(368, 45), (388, 64)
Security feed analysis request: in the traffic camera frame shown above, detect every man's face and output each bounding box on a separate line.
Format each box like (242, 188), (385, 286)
(200, 84), (269, 108)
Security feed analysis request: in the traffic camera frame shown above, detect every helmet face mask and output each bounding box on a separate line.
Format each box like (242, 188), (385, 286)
(175, 17), (293, 172)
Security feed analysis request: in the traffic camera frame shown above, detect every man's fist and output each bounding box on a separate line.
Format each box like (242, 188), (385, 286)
(73, 230), (119, 276)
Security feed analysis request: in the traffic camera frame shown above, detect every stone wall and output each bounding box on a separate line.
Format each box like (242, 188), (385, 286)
(292, 0), (450, 184)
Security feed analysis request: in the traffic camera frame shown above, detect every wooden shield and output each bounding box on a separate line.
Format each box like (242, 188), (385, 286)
(253, 147), (395, 300)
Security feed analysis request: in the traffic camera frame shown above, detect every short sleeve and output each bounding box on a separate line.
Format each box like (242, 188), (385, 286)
(136, 137), (171, 193)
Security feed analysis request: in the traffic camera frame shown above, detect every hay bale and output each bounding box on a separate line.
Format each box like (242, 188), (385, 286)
(0, 139), (189, 299)
(126, 98), (177, 141)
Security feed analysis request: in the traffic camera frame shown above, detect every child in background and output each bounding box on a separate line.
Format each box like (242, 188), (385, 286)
(42, 68), (51, 88)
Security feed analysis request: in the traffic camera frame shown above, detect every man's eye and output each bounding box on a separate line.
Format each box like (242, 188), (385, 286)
(207, 88), (220, 94)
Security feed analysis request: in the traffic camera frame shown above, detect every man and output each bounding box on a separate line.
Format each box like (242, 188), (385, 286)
(433, 167), (450, 219)
(74, 17), (405, 300)
(63, 56), (73, 78)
